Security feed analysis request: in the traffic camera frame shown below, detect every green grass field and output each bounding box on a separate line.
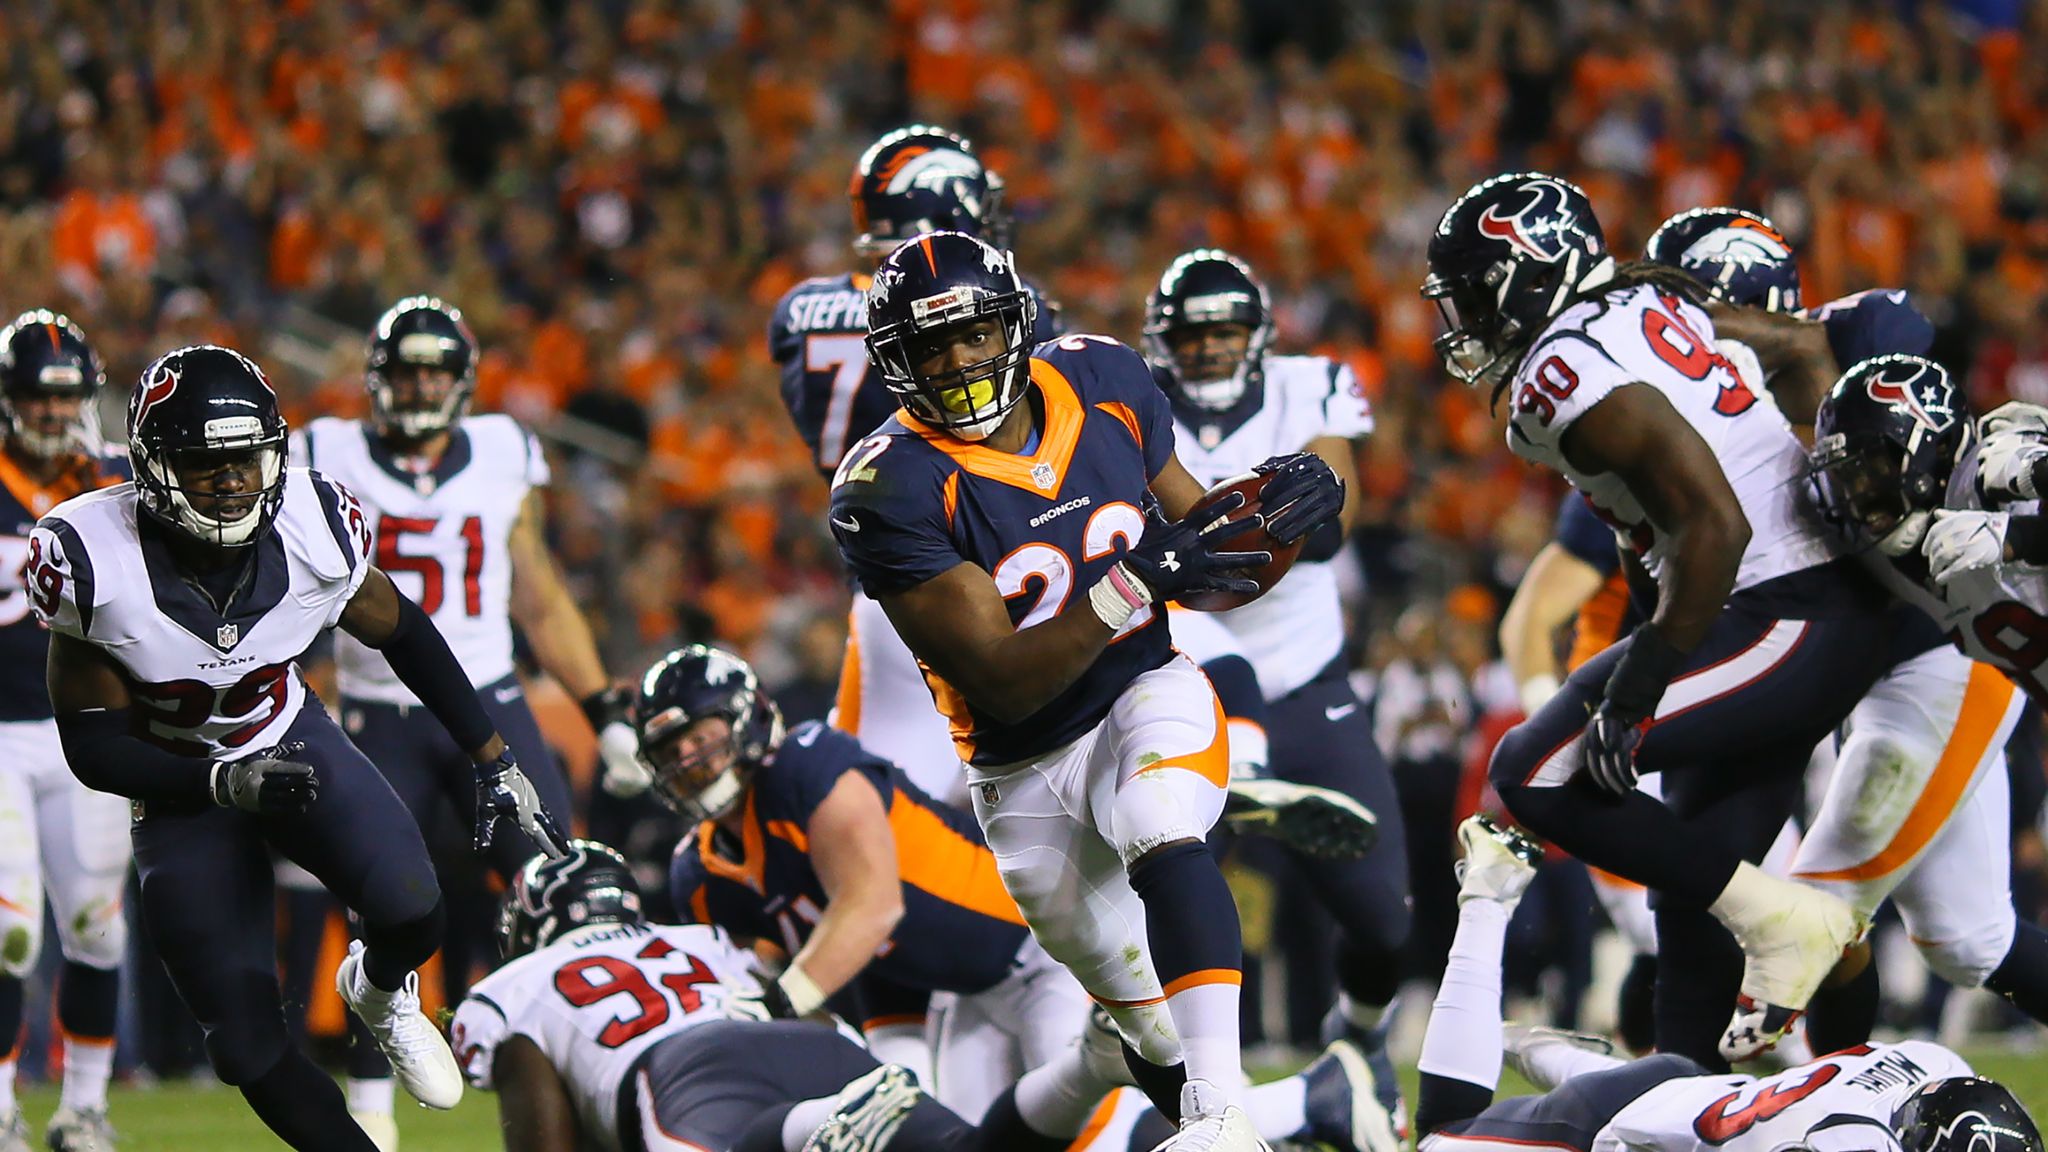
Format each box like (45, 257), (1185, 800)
(28, 1047), (2048, 1151)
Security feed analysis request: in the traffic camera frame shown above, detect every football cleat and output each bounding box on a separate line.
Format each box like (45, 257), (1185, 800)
(1502, 1024), (1619, 1091)
(348, 1109), (398, 1152)
(337, 941), (464, 1110)
(801, 1064), (922, 1152)
(1148, 1081), (1270, 1152)
(44, 1107), (115, 1152)
(1454, 815), (1543, 907)
(1297, 1040), (1401, 1152)
(1714, 871), (1867, 1063)
(1223, 779), (1378, 860)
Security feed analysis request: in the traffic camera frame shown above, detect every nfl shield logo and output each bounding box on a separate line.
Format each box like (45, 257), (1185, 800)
(216, 623), (239, 649)
(1030, 461), (1056, 490)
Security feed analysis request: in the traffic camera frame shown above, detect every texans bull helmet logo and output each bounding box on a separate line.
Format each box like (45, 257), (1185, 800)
(1476, 177), (1584, 262)
(1863, 355), (1957, 436)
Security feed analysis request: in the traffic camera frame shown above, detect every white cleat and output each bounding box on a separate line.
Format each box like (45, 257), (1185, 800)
(44, 1106), (116, 1152)
(1148, 1081), (1271, 1152)
(336, 941), (464, 1110)
(1713, 867), (1868, 1063)
(348, 1109), (399, 1152)
(1079, 1005), (1138, 1089)
(1454, 815), (1543, 908)
(1223, 779), (1378, 860)
(1501, 1024), (1617, 1091)
(801, 1064), (922, 1152)
(0, 1109), (30, 1152)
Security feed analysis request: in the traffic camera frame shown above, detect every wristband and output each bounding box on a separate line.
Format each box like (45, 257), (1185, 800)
(579, 686), (628, 733)
(1088, 563), (1154, 630)
(1604, 623), (1686, 718)
(778, 966), (826, 1018)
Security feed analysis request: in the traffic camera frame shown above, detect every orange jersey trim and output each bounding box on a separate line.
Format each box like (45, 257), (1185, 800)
(834, 614), (864, 734)
(1568, 571), (1631, 672)
(696, 796), (768, 895)
(921, 668), (979, 763)
(894, 358), (1084, 496)
(1796, 661), (2014, 883)
(893, 798), (1027, 926)
(1161, 968), (1244, 998)
(0, 451), (109, 520)
(1093, 401), (1143, 453)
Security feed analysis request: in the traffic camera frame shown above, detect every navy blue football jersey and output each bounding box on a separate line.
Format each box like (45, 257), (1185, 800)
(668, 720), (1030, 995)
(0, 451), (127, 721)
(1555, 491), (1622, 578)
(1808, 288), (1934, 368)
(770, 272), (1061, 477)
(828, 335), (1177, 766)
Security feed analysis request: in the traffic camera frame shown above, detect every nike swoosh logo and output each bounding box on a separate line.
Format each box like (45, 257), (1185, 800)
(495, 686), (523, 704)
(831, 515), (861, 533)
(1324, 703), (1358, 721)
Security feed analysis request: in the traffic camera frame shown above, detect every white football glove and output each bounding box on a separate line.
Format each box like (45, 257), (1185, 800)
(1923, 509), (2010, 586)
(1976, 429), (2048, 503)
(1980, 401), (2048, 440)
(474, 754), (568, 859)
(597, 723), (653, 798)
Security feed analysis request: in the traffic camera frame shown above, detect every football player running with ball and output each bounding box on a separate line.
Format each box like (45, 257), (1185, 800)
(31, 346), (562, 1152)
(1422, 173), (1896, 1064)
(828, 231), (1344, 1152)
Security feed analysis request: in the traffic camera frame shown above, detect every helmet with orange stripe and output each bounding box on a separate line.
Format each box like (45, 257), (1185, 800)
(866, 231), (1037, 441)
(1645, 207), (1802, 312)
(0, 309), (104, 460)
(850, 125), (1009, 258)
(633, 645), (785, 822)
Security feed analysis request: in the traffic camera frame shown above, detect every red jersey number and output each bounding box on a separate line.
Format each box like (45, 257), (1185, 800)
(1644, 294), (1757, 416)
(550, 943), (721, 1049)
(1693, 1064), (1840, 1144)
(375, 515), (485, 617)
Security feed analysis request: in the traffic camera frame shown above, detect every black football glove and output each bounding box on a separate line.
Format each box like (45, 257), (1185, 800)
(1120, 492), (1272, 602)
(1580, 624), (1686, 797)
(1254, 452), (1345, 545)
(475, 751), (568, 859)
(211, 742), (318, 815)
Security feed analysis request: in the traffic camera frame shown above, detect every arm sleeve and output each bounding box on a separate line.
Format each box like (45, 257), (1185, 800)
(56, 709), (216, 805)
(374, 592), (497, 753)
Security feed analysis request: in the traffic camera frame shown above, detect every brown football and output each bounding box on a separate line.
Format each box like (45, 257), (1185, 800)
(1178, 470), (1302, 612)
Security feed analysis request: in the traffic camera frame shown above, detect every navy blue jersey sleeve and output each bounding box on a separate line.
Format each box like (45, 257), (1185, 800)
(1554, 492), (1621, 576)
(1817, 289), (1934, 367)
(829, 431), (963, 598)
(1033, 335), (1176, 479)
(762, 722), (893, 827)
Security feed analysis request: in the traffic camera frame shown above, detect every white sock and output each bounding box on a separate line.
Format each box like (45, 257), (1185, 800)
(1164, 982), (1243, 1103)
(862, 1023), (933, 1089)
(347, 1076), (396, 1117)
(1416, 899), (1508, 1090)
(1516, 1040), (1625, 1090)
(59, 1037), (113, 1113)
(1241, 1076), (1307, 1141)
(1336, 991), (1387, 1034)
(780, 1096), (842, 1152)
(0, 1057), (15, 1116)
(1014, 1047), (1115, 1138)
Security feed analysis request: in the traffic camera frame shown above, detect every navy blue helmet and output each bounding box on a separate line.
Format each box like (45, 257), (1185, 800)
(1810, 354), (1970, 552)
(1895, 1078), (2041, 1152)
(633, 644), (784, 822)
(128, 346), (289, 548)
(865, 231), (1038, 440)
(1423, 172), (1611, 386)
(850, 126), (1008, 257)
(365, 296), (478, 441)
(496, 840), (644, 958)
(0, 309), (104, 459)
(1144, 249), (1274, 411)
(1645, 207), (1801, 312)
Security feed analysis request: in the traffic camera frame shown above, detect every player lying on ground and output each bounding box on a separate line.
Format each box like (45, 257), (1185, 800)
(32, 345), (561, 1152)
(1410, 814), (2042, 1152)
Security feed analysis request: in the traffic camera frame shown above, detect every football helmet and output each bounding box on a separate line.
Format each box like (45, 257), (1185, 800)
(1810, 354), (1970, 554)
(495, 840), (644, 959)
(1423, 172), (1613, 386)
(865, 231), (1038, 440)
(1894, 1077), (2042, 1152)
(365, 296), (478, 441)
(1644, 207), (1801, 312)
(0, 310), (104, 460)
(633, 644), (785, 822)
(850, 125), (1007, 257)
(129, 345), (289, 548)
(1144, 249), (1273, 411)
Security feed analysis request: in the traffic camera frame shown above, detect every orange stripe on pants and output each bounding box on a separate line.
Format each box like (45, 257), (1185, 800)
(1135, 689), (1229, 788)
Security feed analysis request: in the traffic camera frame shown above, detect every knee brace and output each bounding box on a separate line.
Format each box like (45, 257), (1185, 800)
(55, 893), (126, 970)
(1110, 770), (1218, 864)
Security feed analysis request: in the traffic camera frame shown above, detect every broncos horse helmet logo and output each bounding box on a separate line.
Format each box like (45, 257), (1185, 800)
(1864, 355), (1958, 435)
(1680, 222), (1794, 273)
(1477, 177), (1583, 262)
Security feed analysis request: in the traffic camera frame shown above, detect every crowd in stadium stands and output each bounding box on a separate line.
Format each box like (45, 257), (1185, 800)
(3, 0), (2048, 1068)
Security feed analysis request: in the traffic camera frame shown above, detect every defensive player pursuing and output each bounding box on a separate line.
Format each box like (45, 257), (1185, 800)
(644, 645), (1381, 1151)
(1423, 172), (1894, 1063)
(31, 346), (562, 1152)
(1141, 248), (1409, 1131)
(1412, 814), (2041, 1152)
(771, 125), (1057, 806)
(0, 313), (129, 1152)
(291, 296), (635, 1145)
(829, 230), (1345, 1151)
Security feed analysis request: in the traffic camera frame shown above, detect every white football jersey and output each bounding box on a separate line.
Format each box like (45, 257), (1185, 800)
(1507, 285), (1838, 593)
(450, 922), (760, 1152)
(1593, 1041), (1969, 1152)
(1869, 438), (2048, 701)
(290, 415), (545, 704)
(1170, 355), (1375, 699)
(29, 469), (374, 759)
